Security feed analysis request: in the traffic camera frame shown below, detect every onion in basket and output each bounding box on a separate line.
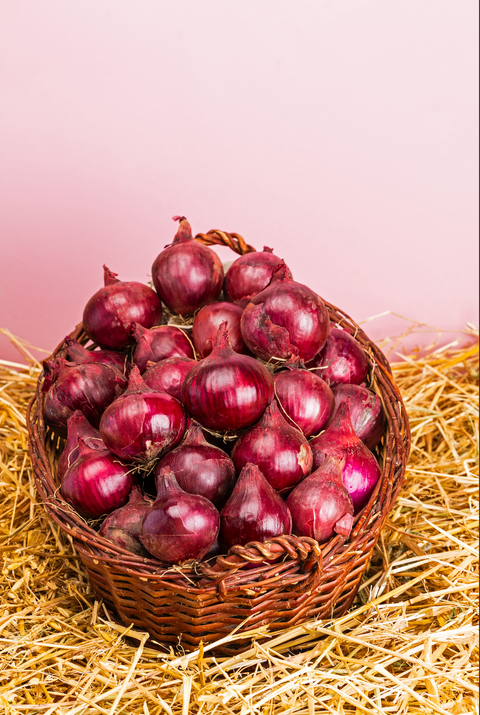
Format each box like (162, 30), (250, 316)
(310, 399), (381, 514)
(99, 485), (153, 557)
(240, 262), (330, 362)
(231, 400), (313, 496)
(83, 265), (162, 350)
(183, 322), (274, 433)
(309, 327), (369, 386)
(61, 438), (135, 519)
(151, 216), (224, 315)
(156, 421), (235, 508)
(286, 455), (354, 543)
(224, 246), (292, 305)
(99, 366), (186, 463)
(220, 462), (292, 549)
(140, 467), (220, 563)
(273, 357), (334, 438)
(43, 360), (127, 431)
(132, 323), (194, 373)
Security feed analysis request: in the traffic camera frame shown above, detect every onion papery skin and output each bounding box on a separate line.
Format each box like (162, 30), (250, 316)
(99, 366), (186, 462)
(183, 323), (274, 433)
(274, 359), (334, 438)
(132, 323), (194, 373)
(151, 216), (224, 316)
(330, 383), (386, 450)
(240, 263), (330, 363)
(142, 356), (197, 403)
(309, 400), (381, 514)
(99, 485), (153, 557)
(43, 361), (127, 432)
(192, 302), (250, 358)
(156, 422), (236, 507)
(64, 336), (128, 374)
(61, 440), (135, 519)
(57, 410), (106, 481)
(231, 401), (313, 496)
(83, 266), (162, 350)
(224, 247), (292, 304)
(140, 468), (220, 564)
(286, 456), (354, 544)
(309, 328), (369, 386)
(220, 463), (292, 550)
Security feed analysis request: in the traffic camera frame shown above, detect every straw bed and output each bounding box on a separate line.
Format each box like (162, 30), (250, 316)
(0, 335), (477, 713)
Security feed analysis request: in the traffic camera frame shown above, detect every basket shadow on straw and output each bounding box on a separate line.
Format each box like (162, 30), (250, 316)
(27, 231), (411, 656)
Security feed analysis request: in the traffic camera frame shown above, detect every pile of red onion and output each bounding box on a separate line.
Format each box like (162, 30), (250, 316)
(43, 215), (386, 567)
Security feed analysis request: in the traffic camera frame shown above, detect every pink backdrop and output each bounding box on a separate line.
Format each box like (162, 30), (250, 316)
(1, 1), (478, 364)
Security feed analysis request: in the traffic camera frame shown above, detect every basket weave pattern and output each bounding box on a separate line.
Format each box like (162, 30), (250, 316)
(27, 233), (410, 654)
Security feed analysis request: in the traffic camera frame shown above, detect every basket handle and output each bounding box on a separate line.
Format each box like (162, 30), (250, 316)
(194, 229), (256, 256)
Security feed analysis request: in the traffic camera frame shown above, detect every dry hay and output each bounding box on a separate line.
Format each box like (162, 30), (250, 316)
(0, 332), (477, 714)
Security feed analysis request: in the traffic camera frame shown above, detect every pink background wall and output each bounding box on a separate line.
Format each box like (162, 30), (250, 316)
(1, 1), (478, 364)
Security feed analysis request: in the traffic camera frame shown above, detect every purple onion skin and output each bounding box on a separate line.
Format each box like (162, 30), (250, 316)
(151, 216), (224, 316)
(240, 263), (330, 363)
(232, 401), (313, 496)
(61, 440), (135, 519)
(220, 463), (292, 550)
(142, 356), (197, 403)
(183, 323), (274, 433)
(330, 384), (386, 450)
(192, 302), (250, 358)
(140, 468), (220, 564)
(64, 336), (128, 374)
(132, 323), (194, 373)
(100, 366), (186, 462)
(99, 485), (153, 557)
(224, 247), (293, 304)
(274, 361), (334, 438)
(83, 266), (162, 350)
(43, 362), (127, 432)
(156, 422), (236, 507)
(309, 328), (369, 386)
(286, 456), (354, 544)
(309, 400), (381, 514)
(57, 410), (106, 481)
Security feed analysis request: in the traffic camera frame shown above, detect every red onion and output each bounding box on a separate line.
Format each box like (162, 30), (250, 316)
(192, 302), (250, 358)
(151, 216), (224, 315)
(220, 463), (292, 549)
(330, 383), (386, 450)
(309, 400), (381, 514)
(309, 328), (369, 386)
(99, 366), (186, 462)
(232, 401), (313, 496)
(286, 456), (354, 543)
(43, 361), (127, 431)
(240, 263), (330, 363)
(132, 323), (194, 373)
(41, 357), (66, 392)
(224, 246), (292, 304)
(61, 438), (135, 519)
(99, 485), (153, 556)
(183, 323), (274, 433)
(156, 422), (235, 507)
(83, 266), (162, 350)
(64, 336), (128, 374)
(57, 410), (106, 480)
(140, 467), (220, 563)
(142, 356), (197, 403)
(274, 357), (334, 438)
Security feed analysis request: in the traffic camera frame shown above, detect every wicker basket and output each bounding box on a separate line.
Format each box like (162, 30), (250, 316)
(27, 230), (411, 655)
